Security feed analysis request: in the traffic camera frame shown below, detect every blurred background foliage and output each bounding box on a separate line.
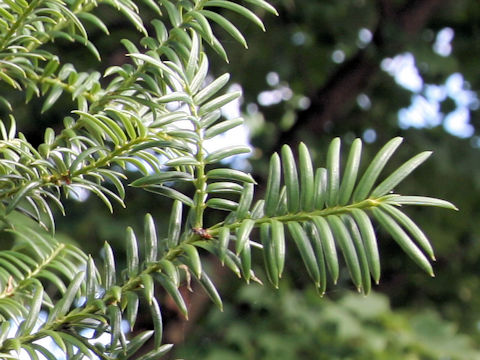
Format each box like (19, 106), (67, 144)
(176, 285), (479, 360)
(2, 0), (480, 358)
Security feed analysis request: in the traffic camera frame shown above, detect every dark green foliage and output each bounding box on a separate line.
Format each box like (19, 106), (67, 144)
(176, 285), (480, 360)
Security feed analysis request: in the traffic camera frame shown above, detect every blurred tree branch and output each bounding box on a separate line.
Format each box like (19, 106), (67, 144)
(273, 0), (446, 152)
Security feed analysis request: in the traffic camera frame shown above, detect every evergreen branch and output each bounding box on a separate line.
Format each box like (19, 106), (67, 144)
(201, 138), (455, 293)
(0, 1), (458, 359)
